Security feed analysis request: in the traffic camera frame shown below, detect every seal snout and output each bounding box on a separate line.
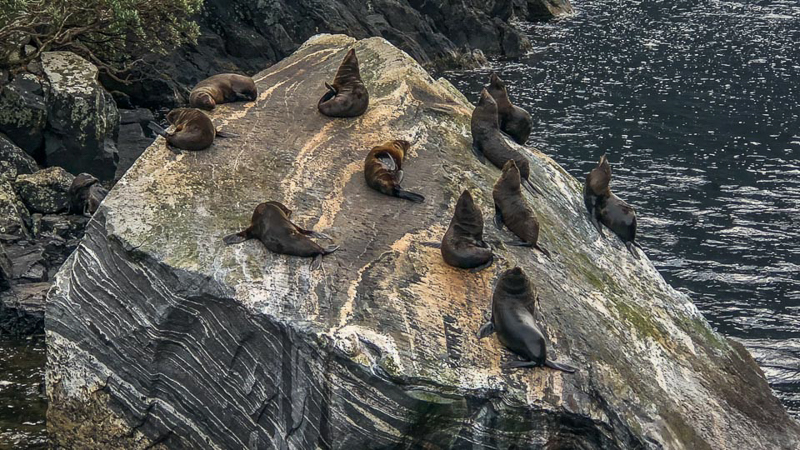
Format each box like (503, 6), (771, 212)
(489, 72), (503, 87)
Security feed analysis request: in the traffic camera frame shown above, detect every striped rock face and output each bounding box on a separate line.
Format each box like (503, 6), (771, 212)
(46, 35), (800, 449)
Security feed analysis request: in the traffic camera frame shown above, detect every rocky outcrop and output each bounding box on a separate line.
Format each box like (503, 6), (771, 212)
(14, 167), (75, 214)
(115, 109), (157, 181)
(513, 0), (574, 20)
(0, 73), (47, 155)
(46, 35), (799, 449)
(0, 133), (38, 182)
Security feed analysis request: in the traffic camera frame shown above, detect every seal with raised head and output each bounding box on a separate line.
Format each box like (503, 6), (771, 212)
(493, 160), (550, 256)
(583, 154), (643, 258)
(486, 72), (532, 145)
(471, 88), (540, 195)
(148, 108), (217, 151)
(223, 201), (338, 269)
(364, 140), (425, 203)
(68, 173), (108, 216)
(318, 49), (369, 117)
(189, 73), (257, 111)
(477, 267), (576, 373)
(441, 190), (493, 271)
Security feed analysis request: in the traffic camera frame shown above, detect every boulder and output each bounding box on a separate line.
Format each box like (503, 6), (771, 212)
(0, 73), (47, 155)
(14, 167), (75, 214)
(0, 281), (48, 335)
(40, 52), (120, 180)
(0, 132), (39, 182)
(0, 179), (31, 237)
(46, 35), (800, 449)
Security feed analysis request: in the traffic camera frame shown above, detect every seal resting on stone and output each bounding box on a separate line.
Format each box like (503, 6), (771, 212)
(486, 72), (532, 145)
(493, 160), (550, 257)
(583, 154), (643, 259)
(189, 73), (257, 110)
(318, 48), (369, 117)
(471, 88), (540, 195)
(148, 108), (219, 152)
(478, 267), (576, 373)
(440, 190), (493, 271)
(364, 140), (425, 203)
(223, 201), (338, 269)
(68, 173), (108, 216)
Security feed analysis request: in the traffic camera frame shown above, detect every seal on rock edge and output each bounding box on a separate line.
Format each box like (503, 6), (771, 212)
(441, 190), (493, 271)
(189, 73), (258, 111)
(478, 267), (576, 373)
(486, 72), (532, 145)
(364, 140), (425, 203)
(223, 201), (338, 269)
(148, 108), (217, 151)
(493, 160), (550, 257)
(318, 48), (369, 117)
(68, 173), (108, 216)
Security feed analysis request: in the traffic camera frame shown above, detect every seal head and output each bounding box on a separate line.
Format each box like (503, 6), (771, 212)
(486, 72), (532, 145)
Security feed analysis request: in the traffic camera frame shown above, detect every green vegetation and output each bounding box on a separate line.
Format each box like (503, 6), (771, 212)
(0, 0), (201, 79)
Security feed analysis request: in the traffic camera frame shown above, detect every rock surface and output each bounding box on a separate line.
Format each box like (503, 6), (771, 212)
(0, 73), (48, 155)
(46, 35), (800, 449)
(14, 167), (75, 214)
(0, 132), (39, 182)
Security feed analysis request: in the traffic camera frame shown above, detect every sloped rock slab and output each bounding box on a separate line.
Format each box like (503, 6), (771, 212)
(46, 35), (800, 449)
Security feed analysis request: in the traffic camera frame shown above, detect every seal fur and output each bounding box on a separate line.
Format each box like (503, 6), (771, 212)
(149, 108), (216, 151)
(486, 72), (532, 145)
(364, 140), (425, 203)
(441, 190), (493, 271)
(493, 160), (550, 256)
(189, 73), (257, 111)
(318, 48), (369, 117)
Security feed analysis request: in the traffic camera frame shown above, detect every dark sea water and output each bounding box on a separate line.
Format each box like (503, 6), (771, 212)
(0, 335), (47, 448)
(447, 0), (800, 416)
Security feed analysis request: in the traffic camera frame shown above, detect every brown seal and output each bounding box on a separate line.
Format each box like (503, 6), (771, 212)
(148, 108), (216, 151)
(223, 201), (338, 269)
(486, 72), (532, 145)
(583, 154), (642, 258)
(68, 173), (108, 216)
(318, 49), (369, 117)
(189, 74), (257, 111)
(364, 140), (425, 203)
(471, 89), (540, 195)
(441, 190), (493, 271)
(493, 160), (550, 256)
(478, 267), (576, 373)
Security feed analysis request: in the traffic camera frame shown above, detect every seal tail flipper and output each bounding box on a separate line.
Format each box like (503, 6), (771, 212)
(310, 255), (323, 271)
(325, 82), (337, 95)
(215, 129), (239, 139)
(590, 215), (605, 237)
(477, 321), (495, 339)
(523, 180), (542, 196)
(626, 241), (641, 259)
(223, 230), (249, 245)
(469, 256), (494, 273)
(394, 189), (425, 203)
(323, 244), (340, 255)
(534, 244), (552, 258)
(471, 142), (487, 164)
(309, 231), (332, 240)
(503, 360), (538, 369)
(420, 242), (441, 249)
(147, 121), (168, 137)
(544, 360), (577, 373)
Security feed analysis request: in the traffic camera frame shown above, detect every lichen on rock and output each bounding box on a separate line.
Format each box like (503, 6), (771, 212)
(14, 166), (74, 214)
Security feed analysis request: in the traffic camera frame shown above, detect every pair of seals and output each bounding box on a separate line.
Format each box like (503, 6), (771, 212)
(364, 140), (425, 203)
(583, 154), (643, 258)
(189, 74), (257, 111)
(478, 267), (576, 372)
(68, 173), (108, 216)
(318, 49), (369, 117)
(471, 89), (540, 195)
(223, 201), (338, 269)
(493, 160), (550, 256)
(486, 72), (532, 145)
(148, 108), (220, 151)
(440, 190), (493, 271)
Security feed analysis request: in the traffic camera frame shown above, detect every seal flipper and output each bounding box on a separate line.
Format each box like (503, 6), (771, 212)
(147, 121), (168, 137)
(477, 321), (495, 339)
(394, 189), (425, 203)
(223, 230), (249, 245)
(590, 213), (605, 237)
(323, 244), (340, 255)
(626, 241), (641, 259)
(472, 142), (487, 164)
(215, 129), (239, 139)
(523, 180), (542, 196)
(494, 204), (504, 230)
(503, 360), (538, 369)
(395, 169), (404, 185)
(506, 240), (533, 247)
(469, 256), (494, 273)
(544, 360), (577, 373)
(534, 244), (551, 258)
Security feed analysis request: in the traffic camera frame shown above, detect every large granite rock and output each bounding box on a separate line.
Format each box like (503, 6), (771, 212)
(0, 132), (39, 182)
(46, 35), (800, 449)
(0, 179), (31, 237)
(14, 167), (75, 214)
(0, 73), (47, 155)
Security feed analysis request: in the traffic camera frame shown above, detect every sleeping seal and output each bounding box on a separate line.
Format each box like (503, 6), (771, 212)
(493, 160), (550, 257)
(364, 140), (425, 203)
(148, 108), (217, 151)
(189, 73), (257, 111)
(441, 190), (493, 271)
(318, 49), (369, 117)
(486, 72), (532, 145)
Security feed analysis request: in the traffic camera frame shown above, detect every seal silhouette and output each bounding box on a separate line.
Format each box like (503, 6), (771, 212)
(486, 72), (532, 145)
(441, 190), (493, 271)
(68, 173), (108, 216)
(364, 140), (425, 203)
(318, 48), (369, 117)
(148, 108), (217, 151)
(189, 73), (257, 111)
(471, 88), (540, 195)
(223, 201), (338, 269)
(478, 267), (576, 372)
(493, 160), (550, 257)
(583, 154), (643, 258)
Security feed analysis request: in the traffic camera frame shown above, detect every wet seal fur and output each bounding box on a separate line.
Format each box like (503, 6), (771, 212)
(486, 72), (532, 145)
(441, 190), (493, 271)
(583, 154), (643, 258)
(364, 140), (425, 203)
(148, 108), (217, 151)
(493, 160), (550, 257)
(471, 89), (540, 195)
(478, 267), (576, 372)
(223, 201), (338, 269)
(318, 49), (369, 117)
(189, 73), (257, 111)
(68, 173), (108, 216)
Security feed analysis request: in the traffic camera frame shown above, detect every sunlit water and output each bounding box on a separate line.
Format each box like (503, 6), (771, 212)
(0, 335), (47, 448)
(447, 0), (800, 415)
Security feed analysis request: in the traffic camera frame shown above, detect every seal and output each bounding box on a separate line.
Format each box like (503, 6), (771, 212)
(493, 160), (550, 256)
(318, 48), (369, 117)
(68, 173), (108, 216)
(477, 267), (576, 372)
(189, 73), (257, 111)
(583, 154), (643, 258)
(364, 140), (425, 203)
(148, 108), (217, 151)
(486, 72), (532, 145)
(441, 190), (493, 271)
(222, 201), (338, 269)
(471, 88), (540, 195)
